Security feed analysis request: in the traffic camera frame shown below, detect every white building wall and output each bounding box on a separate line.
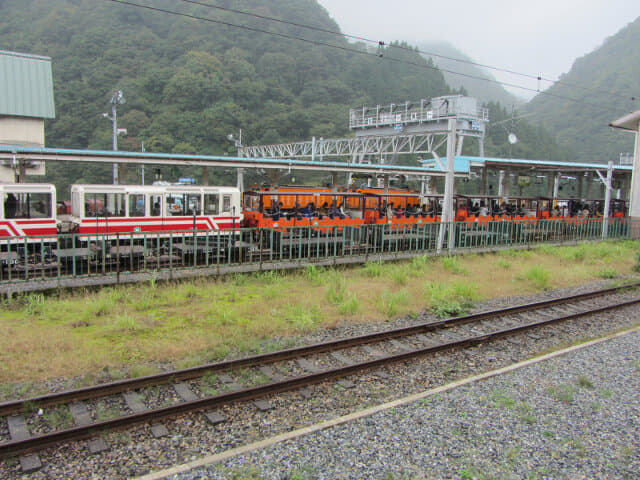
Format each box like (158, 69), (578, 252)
(0, 116), (45, 146)
(0, 116), (46, 182)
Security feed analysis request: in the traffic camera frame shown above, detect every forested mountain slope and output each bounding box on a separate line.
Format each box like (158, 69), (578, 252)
(0, 0), (571, 191)
(1, 0), (448, 150)
(525, 16), (640, 162)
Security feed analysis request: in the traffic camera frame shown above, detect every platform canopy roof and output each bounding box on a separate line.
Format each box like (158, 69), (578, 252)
(0, 145), (454, 177)
(609, 110), (640, 132)
(0, 50), (55, 119)
(421, 155), (631, 174)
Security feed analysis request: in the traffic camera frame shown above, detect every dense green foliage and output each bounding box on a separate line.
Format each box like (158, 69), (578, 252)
(0, 0), (572, 196)
(0, 0), (454, 193)
(526, 16), (640, 162)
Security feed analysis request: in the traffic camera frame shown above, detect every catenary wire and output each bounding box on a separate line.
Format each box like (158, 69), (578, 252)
(104, 0), (628, 114)
(173, 0), (638, 103)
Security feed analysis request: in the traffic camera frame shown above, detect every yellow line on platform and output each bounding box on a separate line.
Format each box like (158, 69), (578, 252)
(135, 324), (640, 480)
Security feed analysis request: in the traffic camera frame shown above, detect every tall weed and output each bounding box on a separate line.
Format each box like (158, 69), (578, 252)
(23, 293), (46, 316)
(326, 273), (347, 305)
(596, 268), (617, 279)
(410, 255), (431, 273)
(441, 256), (466, 274)
(363, 261), (384, 278)
(522, 266), (551, 290)
(497, 258), (511, 269)
(304, 264), (324, 286)
(391, 268), (408, 286)
(377, 290), (409, 318)
(112, 314), (140, 332)
(285, 304), (321, 332)
(338, 293), (360, 316)
(426, 281), (479, 318)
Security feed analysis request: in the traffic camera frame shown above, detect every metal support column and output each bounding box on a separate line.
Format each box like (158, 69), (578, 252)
(498, 171), (505, 197)
(603, 161), (613, 239)
(630, 129), (640, 219)
(553, 173), (561, 200)
(481, 168), (487, 195)
(437, 119), (456, 253)
(111, 102), (119, 184)
(236, 168), (244, 192)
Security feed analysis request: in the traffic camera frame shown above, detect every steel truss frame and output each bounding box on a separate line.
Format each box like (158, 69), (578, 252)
(239, 132), (453, 161)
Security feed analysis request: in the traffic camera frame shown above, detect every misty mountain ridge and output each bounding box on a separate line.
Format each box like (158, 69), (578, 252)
(419, 42), (523, 108)
(525, 16), (640, 163)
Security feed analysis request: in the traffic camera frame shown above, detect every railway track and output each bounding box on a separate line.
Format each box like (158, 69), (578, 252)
(1, 282), (639, 471)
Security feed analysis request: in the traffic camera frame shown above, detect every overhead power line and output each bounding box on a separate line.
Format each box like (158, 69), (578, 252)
(104, 0), (629, 114)
(174, 0), (638, 103)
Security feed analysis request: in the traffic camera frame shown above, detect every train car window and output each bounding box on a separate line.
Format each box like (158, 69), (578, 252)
(4, 193), (18, 219)
(204, 194), (219, 214)
(150, 195), (162, 216)
(222, 195), (231, 213)
(129, 194), (145, 217)
(166, 194), (184, 216)
(4, 192), (52, 219)
(85, 193), (126, 217)
(186, 194), (201, 215)
(28, 193), (52, 218)
(242, 194), (259, 211)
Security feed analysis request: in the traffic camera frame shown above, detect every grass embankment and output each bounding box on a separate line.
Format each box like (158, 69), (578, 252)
(0, 240), (637, 389)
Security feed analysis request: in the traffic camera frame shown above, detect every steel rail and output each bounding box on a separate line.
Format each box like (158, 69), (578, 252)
(0, 282), (637, 417)
(0, 295), (639, 458)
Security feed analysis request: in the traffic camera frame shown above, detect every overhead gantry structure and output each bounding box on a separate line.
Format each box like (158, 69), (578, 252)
(241, 95), (488, 165)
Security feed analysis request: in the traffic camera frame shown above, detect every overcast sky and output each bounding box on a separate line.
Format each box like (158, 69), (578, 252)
(318, 0), (640, 99)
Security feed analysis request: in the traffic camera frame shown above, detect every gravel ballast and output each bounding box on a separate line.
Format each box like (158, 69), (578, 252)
(2, 281), (640, 479)
(170, 328), (640, 480)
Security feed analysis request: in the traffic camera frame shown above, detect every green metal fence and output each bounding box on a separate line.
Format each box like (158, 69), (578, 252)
(0, 218), (631, 288)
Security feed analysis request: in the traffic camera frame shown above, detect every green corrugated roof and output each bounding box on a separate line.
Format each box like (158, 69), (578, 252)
(0, 50), (55, 119)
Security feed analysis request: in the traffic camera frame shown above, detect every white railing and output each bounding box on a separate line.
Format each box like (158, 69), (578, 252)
(349, 106), (489, 130)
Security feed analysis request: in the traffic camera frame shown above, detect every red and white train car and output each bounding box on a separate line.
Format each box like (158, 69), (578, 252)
(68, 184), (242, 240)
(0, 183), (57, 242)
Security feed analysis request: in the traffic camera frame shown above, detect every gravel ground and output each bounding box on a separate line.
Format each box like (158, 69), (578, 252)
(173, 328), (640, 480)
(1, 280), (639, 479)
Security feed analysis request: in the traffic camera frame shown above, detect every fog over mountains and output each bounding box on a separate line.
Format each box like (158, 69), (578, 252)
(419, 42), (523, 108)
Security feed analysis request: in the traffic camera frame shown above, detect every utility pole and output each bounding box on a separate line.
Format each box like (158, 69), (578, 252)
(228, 129), (244, 191)
(103, 90), (125, 184)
